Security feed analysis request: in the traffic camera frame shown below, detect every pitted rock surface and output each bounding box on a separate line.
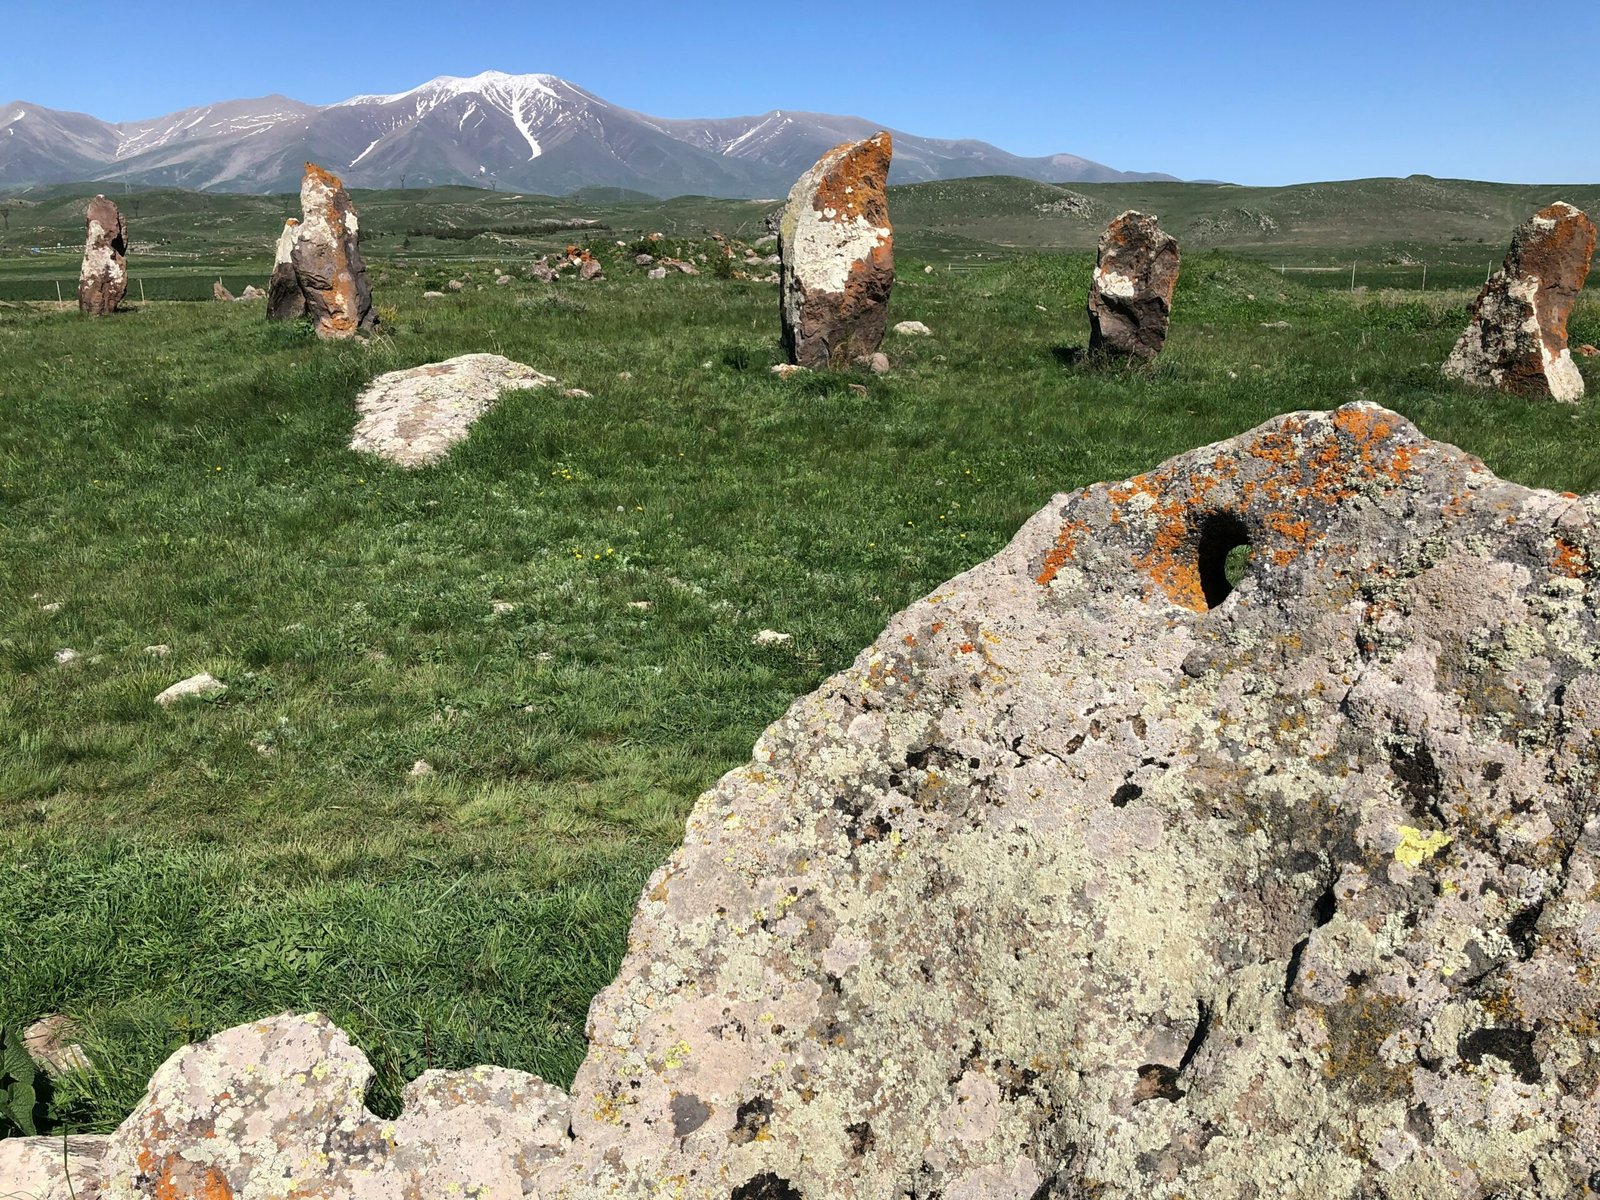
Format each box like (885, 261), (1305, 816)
(73, 404), (1600, 1197)
(349, 353), (555, 467)
(1443, 202), (1596, 402)
(0, 1135), (108, 1199)
(1088, 209), (1180, 358)
(95, 1014), (568, 1200)
(779, 133), (894, 368)
(266, 219), (307, 321)
(289, 163), (376, 339)
(77, 195), (127, 316)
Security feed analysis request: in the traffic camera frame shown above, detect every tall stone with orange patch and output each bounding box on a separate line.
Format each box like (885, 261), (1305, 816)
(1087, 210), (1179, 358)
(266, 217), (307, 321)
(1444, 201), (1595, 402)
(78, 194), (128, 316)
(289, 163), (377, 339)
(778, 132), (894, 368)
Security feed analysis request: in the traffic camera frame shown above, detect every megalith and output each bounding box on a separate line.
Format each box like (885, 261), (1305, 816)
(778, 132), (894, 368)
(289, 163), (376, 339)
(77, 194), (127, 316)
(32, 402), (1600, 1198)
(266, 218), (307, 320)
(1443, 201), (1596, 402)
(1087, 209), (1180, 358)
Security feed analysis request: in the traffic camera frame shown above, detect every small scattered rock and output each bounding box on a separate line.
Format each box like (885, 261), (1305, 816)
(563, 388), (593, 399)
(53, 648), (79, 666)
(239, 284), (266, 300)
(635, 254), (655, 266)
(144, 644), (171, 657)
(23, 1014), (93, 1076)
(495, 274), (512, 286)
(579, 258), (604, 282)
(923, 264), (935, 274)
(1577, 343), (1598, 357)
(848, 383), (869, 397)
(862, 352), (890, 374)
(629, 600), (653, 611)
(423, 290), (446, 299)
(892, 320), (932, 336)
(770, 363), (808, 379)
(409, 759), (434, 777)
(448, 279), (464, 291)
(39, 600), (62, 614)
(529, 262), (559, 283)
(491, 600), (516, 615)
(752, 629), (793, 646)
(213, 279), (235, 303)
(647, 267), (667, 280)
(154, 673), (226, 706)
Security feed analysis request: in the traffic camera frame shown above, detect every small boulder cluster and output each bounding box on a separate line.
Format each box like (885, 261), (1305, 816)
(529, 245), (604, 283)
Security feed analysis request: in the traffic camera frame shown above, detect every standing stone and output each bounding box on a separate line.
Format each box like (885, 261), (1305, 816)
(1087, 210), (1180, 358)
(289, 163), (376, 339)
(778, 132), (894, 368)
(1443, 201), (1596, 402)
(212, 279), (234, 303)
(267, 218), (307, 321)
(77, 194), (127, 316)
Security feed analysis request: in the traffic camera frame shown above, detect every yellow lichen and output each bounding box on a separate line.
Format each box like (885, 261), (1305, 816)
(1394, 826), (1451, 867)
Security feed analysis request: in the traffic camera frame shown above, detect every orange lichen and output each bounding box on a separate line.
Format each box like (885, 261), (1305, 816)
(1554, 538), (1590, 579)
(812, 133), (893, 227)
(959, 642), (975, 654)
(1036, 518), (1091, 586)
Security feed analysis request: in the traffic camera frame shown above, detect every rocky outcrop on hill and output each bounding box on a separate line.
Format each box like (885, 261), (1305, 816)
(11, 404), (1600, 1197)
(1088, 209), (1180, 358)
(779, 133), (895, 368)
(266, 218), (307, 320)
(77, 194), (127, 316)
(289, 163), (377, 338)
(1443, 201), (1596, 402)
(349, 353), (556, 467)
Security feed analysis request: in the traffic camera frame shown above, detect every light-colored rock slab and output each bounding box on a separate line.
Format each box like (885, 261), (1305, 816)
(0, 1136), (108, 1200)
(153, 673), (225, 706)
(349, 354), (555, 468)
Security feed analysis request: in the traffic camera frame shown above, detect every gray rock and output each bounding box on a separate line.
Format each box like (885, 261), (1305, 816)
(647, 267), (667, 280)
(893, 320), (932, 336)
(212, 279), (234, 303)
(77, 195), (126, 316)
(0, 1136), (108, 1200)
(266, 219), (307, 321)
(1443, 202), (1596, 402)
(289, 163), (376, 339)
(23, 1013), (93, 1076)
(238, 284), (266, 300)
(71, 404), (1600, 1197)
(153, 673), (225, 706)
(348, 353), (555, 467)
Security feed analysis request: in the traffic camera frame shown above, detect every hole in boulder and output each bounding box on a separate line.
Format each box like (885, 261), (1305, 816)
(731, 1173), (802, 1200)
(1195, 511), (1253, 609)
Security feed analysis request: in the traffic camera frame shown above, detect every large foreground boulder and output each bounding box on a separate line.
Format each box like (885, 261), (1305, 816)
(62, 404), (1600, 1196)
(289, 163), (377, 339)
(265, 218), (307, 321)
(77, 194), (127, 316)
(1444, 201), (1596, 402)
(1088, 209), (1180, 358)
(349, 353), (556, 466)
(779, 133), (894, 368)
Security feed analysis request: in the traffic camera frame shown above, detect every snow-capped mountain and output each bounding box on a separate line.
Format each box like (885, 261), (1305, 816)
(0, 71), (1176, 196)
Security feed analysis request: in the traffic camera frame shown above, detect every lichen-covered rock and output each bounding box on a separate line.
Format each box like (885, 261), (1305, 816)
(73, 404), (1600, 1197)
(1088, 209), (1180, 358)
(77, 195), (126, 316)
(0, 1135), (108, 1199)
(779, 132), (894, 368)
(289, 163), (376, 339)
(95, 1014), (568, 1200)
(1443, 202), (1596, 402)
(349, 353), (555, 467)
(265, 218), (307, 321)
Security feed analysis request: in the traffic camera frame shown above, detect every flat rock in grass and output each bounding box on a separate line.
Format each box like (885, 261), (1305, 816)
(77, 194), (127, 316)
(892, 319), (932, 336)
(779, 132), (895, 368)
(1443, 201), (1596, 402)
(349, 353), (555, 467)
(266, 218), (307, 321)
(74, 403), (1600, 1197)
(1088, 209), (1180, 358)
(0, 1135), (109, 1200)
(290, 163), (377, 339)
(24, 1013), (93, 1076)
(154, 673), (225, 705)
(94, 1014), (569, 1200)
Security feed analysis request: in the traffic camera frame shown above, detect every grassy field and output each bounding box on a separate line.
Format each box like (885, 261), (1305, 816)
(2, 217), (1600, 1134)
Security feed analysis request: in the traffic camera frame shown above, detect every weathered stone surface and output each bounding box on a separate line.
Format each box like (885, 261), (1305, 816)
(0, 1135), (108, 1199)
(289, 163), (376, 339)
(24, 1012), (92, 1075)
(578, 257), (604, 281)
(266, 219), (307, 321)
(349, 353), (555, 467)
(212, 279), (234, 303)
(95, 1014), (568, 1200)
(892, 319), (932, 336)
(239, 284), (265, 301)
(779, 132), (894, 368)
(1087, 209), (1180, 358)
(64, 404), (1600, 1196)
(77, 195), (127, 316)
(1443, 201), (1596, 402)
(153, 673), (225, 706)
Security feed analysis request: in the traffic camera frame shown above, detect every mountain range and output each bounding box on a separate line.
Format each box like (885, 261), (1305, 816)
(0, 71), (1175, 198)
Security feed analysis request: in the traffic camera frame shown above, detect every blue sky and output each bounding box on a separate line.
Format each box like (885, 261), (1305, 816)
(6, 0), (1596, 185)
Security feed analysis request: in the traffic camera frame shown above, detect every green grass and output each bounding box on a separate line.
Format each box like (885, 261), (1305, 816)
(2, 241), (1598, 1133)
